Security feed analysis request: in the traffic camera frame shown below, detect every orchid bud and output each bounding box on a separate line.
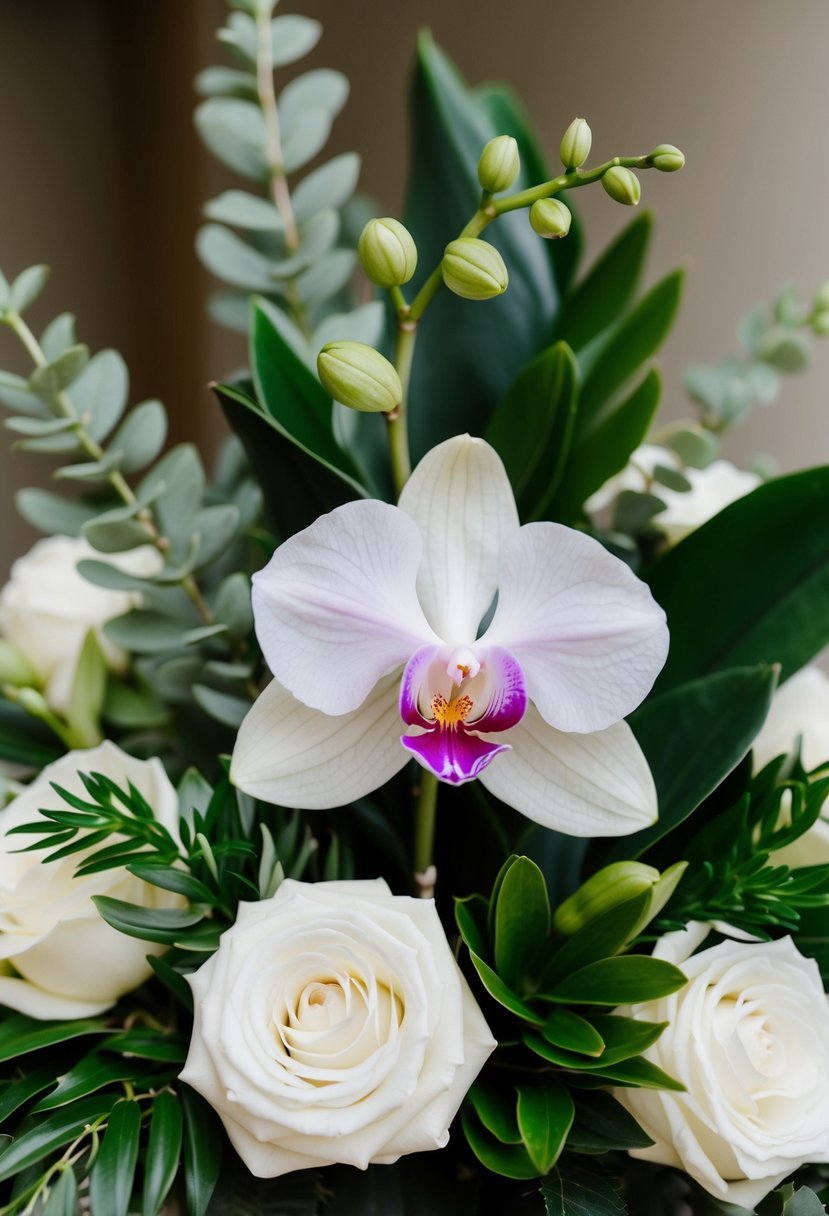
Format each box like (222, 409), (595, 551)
(602, 165), (641, 206)
(477, 136), (520, 193)
(529, 198), (572, 239)
(441, 238), (508, 301)
(648, 143), (685, 172)
(317, 342), (402, 414)
(0, 640), (38, 689)
(559, 117), (592, 170)
(553, 861), (660, 935)
(358, 218), (417, 288)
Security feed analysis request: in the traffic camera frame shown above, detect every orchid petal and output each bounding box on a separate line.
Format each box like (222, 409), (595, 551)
(482, 522), (669, 732)
(399, 644), (441, 727)
(478, 704), (658, 836)
(231, 675), (408, 809)
(398, 435), (519, 644)
(402, 729), (508, 785)
(252, 500), (438, 715)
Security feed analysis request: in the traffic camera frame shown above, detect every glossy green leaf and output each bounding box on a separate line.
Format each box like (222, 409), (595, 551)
(0, 700), (62, 768)
(462, 1107), (539, 1180)
(540, 892), (652, 989)
(142, 1092), (183, 1216)
(92, 895), (205, 943)
(468, 1080), (522, 1144)
(454, 895), (490, 961)
(89, 1098), (141, 1216)
(613, 665), (778, 860)
(43, 1166), (78, 1216)
(577, 1055), (684, 1091)
(404, 34), (559, 459)
(181, 1085), (223, 1216)
(540, 1009), (605, 1057)
(555, 213), (652, 352)
(469, 950), (544, 1024)
(0, 1015), (108, 1064)
(647, 468), (829, 693)
(576, 270), (683, 433)
(548, 956), (686, 1006)
(566, 1091), (654, 1154)
(0, 1069), (56, 1123)
(486, 342), (579, 521)
(34, 1051), (141, 1112)
(494, 855), (550, 991)
(586, 1015), (668, 1065)
(541, 1157), (626, 1216)
(104, 1029), (187, 1063)
(517, 1081), (574, 1175)
(0, 1095), (112, 1182)
(549, 369), (661, 522)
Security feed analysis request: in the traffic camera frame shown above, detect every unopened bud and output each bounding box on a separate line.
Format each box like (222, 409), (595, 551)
(559, 117), (592, 170)
(317, 341), (402, 413)
(441, 238), (508, 301)
(358, 218), (417, 288)
(602, 165), (641, 206)
(814, 282), (829, 312)
(0, 640), (39, 689)
(15, 687), (50, 719)
(649, 144), (685, 172)
(478, 136), (520, 193)
(812, 310), (829, 336)
(553, 861), (660, 936)
(530, 198), (572, 239)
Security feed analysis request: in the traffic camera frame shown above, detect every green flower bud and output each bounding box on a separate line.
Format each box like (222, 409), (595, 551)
(441, 238), (508, 301)
(812, 310), (829, 336)
(813, 282), (829, 312)
(358, 218), (417, 288)
(559, 117), (592, 170)
(553, 861), (660, 936)
(477, 136), (520, 193)
(0, 640), (39, 688)
(529, 198), (572, 239)
(602, 165), (642, 206)
(317, 341), (402, 413)
(649, 143), (685, 172)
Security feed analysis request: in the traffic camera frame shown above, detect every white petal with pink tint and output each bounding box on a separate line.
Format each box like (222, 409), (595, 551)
(482, 522), (668, 732)
(478, 704), (657, 836)
(231, 674), (406, 809)
(252, 500), (438, 715)
(398, 435), (519, 644)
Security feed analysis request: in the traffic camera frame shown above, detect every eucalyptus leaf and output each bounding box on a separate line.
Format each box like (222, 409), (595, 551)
(104, 611), (190, 653)
(195, 65), (258, 100)
(282, 108), (333, 175)
(192, 684), (250, 728)
(197, 223), (280, 292)
(138, 444), (205, 554)
(108, 399), (168, 473)
(311, 300), (385, 358)
(0, 370), (49, 414)
(4, 415), (77, 436)
(279, 67), (349, 128)
(28, 344), (89, 401)
(214, 572), (254, 636)
(292, 152), (361, 224)
(295, 248), (357, 305)
(208, 291), (253, 334)
(217, 11), (257, 63)
(83, 514), (154, 553)
(270, 14), (322, 65)
(40, 313), (77, 361)
(69, 348), (129, 441)
(194, 98), (267, 181)
(204, 189), (282, 231)
(54, 450), (124, 481)
(9, 264), (50, 313)
(192, 503), (240, 569)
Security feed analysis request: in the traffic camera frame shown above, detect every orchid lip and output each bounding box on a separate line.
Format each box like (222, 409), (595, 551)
(399, 644), (528, 785)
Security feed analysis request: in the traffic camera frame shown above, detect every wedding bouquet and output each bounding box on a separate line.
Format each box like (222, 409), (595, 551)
(2, 3), (829, 1213)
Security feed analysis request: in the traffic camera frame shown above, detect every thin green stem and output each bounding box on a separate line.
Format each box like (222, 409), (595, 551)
(386, 320), (416, 497)
(3, 313), (215, 626)
(413, 770), (439, 898)
(493, 154), (650, 215)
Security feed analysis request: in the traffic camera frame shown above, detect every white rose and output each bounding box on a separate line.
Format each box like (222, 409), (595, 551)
(0, 741), (183, 1020)
(181, 879), (495, 1176)
(751, 666), (829, 868)
(0, 535), (160, 714)
(615, 924), (829, 1208)
(586, 445), (760, 545)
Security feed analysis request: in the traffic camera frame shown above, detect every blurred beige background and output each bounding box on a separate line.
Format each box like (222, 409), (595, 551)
(2, 0), (829, 574)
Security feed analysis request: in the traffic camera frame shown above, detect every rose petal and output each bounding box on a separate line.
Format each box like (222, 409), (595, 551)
(0, 965), (114, 1019)
(231, 674), (408, 809)
(398, 435), (519, 644)
(478, 705), (657, 836)
(481, 521), (669, 732)
(252, 499), (437, 715)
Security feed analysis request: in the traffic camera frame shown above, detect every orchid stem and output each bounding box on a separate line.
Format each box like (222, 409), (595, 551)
(413, 770), (439, 899)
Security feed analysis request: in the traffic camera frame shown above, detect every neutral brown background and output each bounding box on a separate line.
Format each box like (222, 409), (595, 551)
(2, 0), (829, 574)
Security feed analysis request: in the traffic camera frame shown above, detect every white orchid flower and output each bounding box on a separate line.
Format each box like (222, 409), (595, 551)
(231, 436), (669, 836)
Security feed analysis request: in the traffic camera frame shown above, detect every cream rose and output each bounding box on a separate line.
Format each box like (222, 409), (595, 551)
(181, 879), (495, 1176)
(0, 535), (160, 714)
(751, 666), (829, 868)
(0, 741), (183, 1019)
(586, 445), (760, 545)
(615, 924), (829, 1208)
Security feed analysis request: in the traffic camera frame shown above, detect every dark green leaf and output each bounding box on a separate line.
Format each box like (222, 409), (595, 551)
(181, 1085), (223, 1216)
(541, 1156), (626, 1216)
(576, 270), (683, 433)
(469, 950), (544, 1023)
(43, 1166), (78, 1216)
(0, 1095), (112, 1182)
(611, 665), (778, 861)
(516, 1081), (574, 1174)
(468, 1080), (522, 1144)
(92, 895), (205, 943)
(126, 863), (214, 904)
(549, 369), (661, 523)
(0, 1068), (55, 1123)
(104, 1029), (187, 1064)
(540, 1009), (605, 1057)
(547, 956), (686, 1006)
(494, 855), (550, 991)
(454, 895), (490, 960)
(576, 1055), (683, 1091)
(461, 1106), (539, 1180)
(34, 1052), (143, 1112)
(540, 892), (652, 989)
(486, 342), (579, 521)
(586, 1015), (668, 1065)
(555, 213), (652, 352)
(0, 700), (62, 768)
(89, 1098), (141, 1216)
(0, 1016), (108, 1064)
(566, 1091), (654, 1154)
(143, 1092), (183, 1216)
(647, 468), (829, 693)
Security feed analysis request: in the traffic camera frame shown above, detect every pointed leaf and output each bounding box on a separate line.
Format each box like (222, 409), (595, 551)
(548, 956), (686, 1006)
(494, 855), (550, 991)
(89, 1098), (141, 1216)
(556, 214), (652, 352)
(142, 1092), (183, 1216)
(517, 1081), (574, 1175)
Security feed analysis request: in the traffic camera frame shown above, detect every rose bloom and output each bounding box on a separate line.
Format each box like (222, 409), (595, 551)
(0, 535), (160, 714)
(586, 444), (760, 545)
(181, 879), (495, 1176)
(0, 741), (183, 1019)
(616, 923), (829, 1207)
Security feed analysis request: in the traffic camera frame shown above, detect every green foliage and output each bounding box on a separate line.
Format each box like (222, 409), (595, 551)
(540, 1157), (626, 1216)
